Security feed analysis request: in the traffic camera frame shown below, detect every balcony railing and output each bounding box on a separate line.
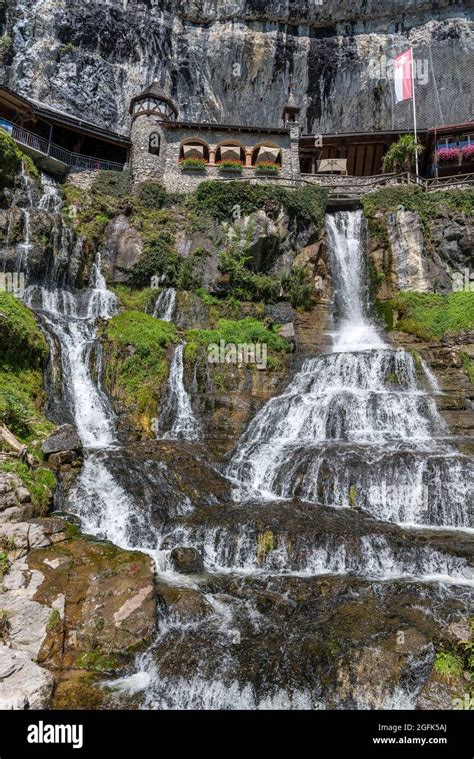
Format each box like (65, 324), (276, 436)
(0, 119), (125, 172)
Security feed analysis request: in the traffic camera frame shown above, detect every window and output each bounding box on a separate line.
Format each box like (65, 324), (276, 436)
(149, 132), (160, 155)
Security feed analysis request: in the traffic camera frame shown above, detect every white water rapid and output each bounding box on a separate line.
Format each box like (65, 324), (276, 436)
(228, 211), (473, 529)
(155, 342), (201, 441)
(153, 287), (176, 321)
(14, 180), (472, 711)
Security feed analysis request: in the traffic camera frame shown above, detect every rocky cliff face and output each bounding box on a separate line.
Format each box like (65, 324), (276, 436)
(1, 0), (472, 134)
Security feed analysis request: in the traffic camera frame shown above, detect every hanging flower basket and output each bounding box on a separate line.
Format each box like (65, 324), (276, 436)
(462, 144), (474, 161)
(255, 161), (280, 174)
(180, 157), (207, 171)
(218, 160), (243, 173)
(436, 148), (460, 163)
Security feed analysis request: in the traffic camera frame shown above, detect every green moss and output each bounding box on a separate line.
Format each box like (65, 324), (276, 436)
(46, 608), (61, 631)
(257, 531), (275, 561)
(65, 521), (82, 540)
(103, 311), (176, 354)
(0, 33), (12, 64)
(100, 311), (176, 426)
(462, 353), (474, 384)
(0, 129), (39, 188)
(434, 652), (464, 682)
(128, 230), (201, 289)
(191, 181), (328, 231)
(348, 485), (357, 508)
(187, 317), (289, 354)
(111, 285), (157, 312)
(381, 292), (474, 340)
(0, 461), (56, 512)
(0, 293), (48, 368)
(0, 552), (9, 578)
(75, 652), (119, 673)
(195, 288), (220, 306)
(0, 293), (53, 446)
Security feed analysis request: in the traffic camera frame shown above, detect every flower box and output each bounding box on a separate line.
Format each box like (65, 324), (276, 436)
(180, 158), (207, 171)
(462, 144), (474, 161)
(255, 161), (280, 174)
(436, 148), (460, 163)
(218, 160), (243, 173)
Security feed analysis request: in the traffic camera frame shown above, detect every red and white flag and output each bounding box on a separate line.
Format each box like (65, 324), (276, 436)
(394, 49), (413, 103)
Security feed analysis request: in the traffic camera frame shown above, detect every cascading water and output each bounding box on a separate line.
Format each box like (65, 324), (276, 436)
(15, 180), (472, 711)
(155, 342), (201, 441)
(153, 287), (176, 321)
(228, 210), (473, 530)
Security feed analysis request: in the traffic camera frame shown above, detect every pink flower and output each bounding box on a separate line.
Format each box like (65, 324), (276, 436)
(437, 148), (459, 162)
(462, 144), (474, 161)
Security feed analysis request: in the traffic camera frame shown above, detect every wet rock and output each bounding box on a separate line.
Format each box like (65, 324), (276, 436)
(42, 424), (83, 457)
(103, 215), (143, 283)
(0, 648), (54, 710)
(27, 537), (156, 670)
(157, 583), (213, 623)
(265, 302), (295, 325)
(170, 546), (203, 574)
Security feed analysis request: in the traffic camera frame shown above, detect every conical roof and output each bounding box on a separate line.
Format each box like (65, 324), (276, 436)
(129, 81), (178, 117)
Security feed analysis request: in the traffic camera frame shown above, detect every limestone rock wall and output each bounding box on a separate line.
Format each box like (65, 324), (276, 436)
(1, 1), (472, 135)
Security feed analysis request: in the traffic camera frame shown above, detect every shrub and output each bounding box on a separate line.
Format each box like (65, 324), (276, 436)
(0, 128), (21, 187)
(192, 181), (328, 230)
(91, 169), (132, 197)
(281, 265), (316, 310)
(138, 181), (169, 209)
(362, 186), (474, 225)
(434, 652), (463, 682)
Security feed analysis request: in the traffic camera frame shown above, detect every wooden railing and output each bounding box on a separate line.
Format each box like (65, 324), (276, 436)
(1, 119), (125, 172)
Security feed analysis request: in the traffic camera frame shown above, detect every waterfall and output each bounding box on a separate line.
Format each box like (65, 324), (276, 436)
(228, 211), (472, 529)
(153, 287), (176, 321)
(17, 180), (472, 711)
(155, 342), (201, 441)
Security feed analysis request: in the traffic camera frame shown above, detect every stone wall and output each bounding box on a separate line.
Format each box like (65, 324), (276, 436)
(65, 169), (100, 191)
(130, 117), (296, 192)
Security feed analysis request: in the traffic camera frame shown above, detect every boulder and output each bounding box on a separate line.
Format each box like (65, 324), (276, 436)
(278, 322), (295, 341)
(42, 424), (82, 456)
(0, 470), (34, 523)
(0, 648), (54, 709)
(170, 546), (204, 574)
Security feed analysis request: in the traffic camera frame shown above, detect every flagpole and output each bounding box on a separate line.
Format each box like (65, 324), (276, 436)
(410, 46), (419, 179)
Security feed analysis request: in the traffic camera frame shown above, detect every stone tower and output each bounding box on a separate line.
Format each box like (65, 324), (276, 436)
(282, 79), (302, 180)
(129, 82), (178, 186)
